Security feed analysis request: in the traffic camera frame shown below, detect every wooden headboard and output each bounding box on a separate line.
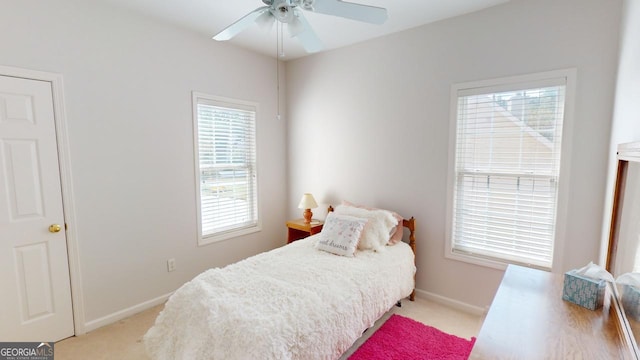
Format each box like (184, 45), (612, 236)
(328, 205), (416, 301)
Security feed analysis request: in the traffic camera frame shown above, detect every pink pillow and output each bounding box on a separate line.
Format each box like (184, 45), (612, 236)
(341, 200), (404, 245)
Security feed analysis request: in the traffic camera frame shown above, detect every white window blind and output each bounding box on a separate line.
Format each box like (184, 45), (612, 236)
(193, 94), (258, 244)
(450, 78), (567, 269)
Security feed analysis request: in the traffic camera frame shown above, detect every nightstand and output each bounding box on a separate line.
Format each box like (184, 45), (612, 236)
(286, 219), (323, 244)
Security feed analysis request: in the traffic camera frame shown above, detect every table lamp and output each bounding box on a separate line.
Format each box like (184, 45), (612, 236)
(297, 193), (318, 224)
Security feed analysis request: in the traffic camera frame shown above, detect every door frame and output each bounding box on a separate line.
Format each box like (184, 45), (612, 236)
(0, 65), (86, 335)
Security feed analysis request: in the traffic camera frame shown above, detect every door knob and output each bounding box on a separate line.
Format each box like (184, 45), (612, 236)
(49, 224), (62, 233)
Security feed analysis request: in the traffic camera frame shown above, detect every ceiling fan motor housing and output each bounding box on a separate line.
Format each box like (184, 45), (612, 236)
(300, 0), (315, 11)
(265, 0), (316, 23)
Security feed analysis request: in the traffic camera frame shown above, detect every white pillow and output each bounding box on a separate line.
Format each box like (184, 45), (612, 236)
(333, 204), (397, 251)
(341, 200), (404, 245)
(316, 213), (367, 257)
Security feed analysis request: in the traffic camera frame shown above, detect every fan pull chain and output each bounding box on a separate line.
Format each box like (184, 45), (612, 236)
(279, 22), (285, 58)
(276, 22), (282, 120)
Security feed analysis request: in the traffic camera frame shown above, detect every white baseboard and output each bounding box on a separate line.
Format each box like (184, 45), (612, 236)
(414, 288), (486, 316)
(81, 292), (172, 334)
(80, 289), (483, 334)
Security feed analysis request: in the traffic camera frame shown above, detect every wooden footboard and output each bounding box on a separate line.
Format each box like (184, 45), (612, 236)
(403, 217), (416, 301)
(328, 206), (417, 301)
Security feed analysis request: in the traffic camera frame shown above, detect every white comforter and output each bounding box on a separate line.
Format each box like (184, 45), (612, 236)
(143, 235), (415, 360)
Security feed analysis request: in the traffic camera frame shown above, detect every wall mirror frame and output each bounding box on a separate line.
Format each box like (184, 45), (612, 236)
(606, 141), (640, 358)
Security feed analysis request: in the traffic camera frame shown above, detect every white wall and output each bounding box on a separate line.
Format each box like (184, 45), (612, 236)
(0, 1), (288, 330)
(601, 0), (640, 263)
(286, 0), (621, 308)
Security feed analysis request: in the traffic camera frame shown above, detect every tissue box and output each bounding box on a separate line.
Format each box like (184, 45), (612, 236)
(562, 270), (606, 310)
(621, 284), (640, 321)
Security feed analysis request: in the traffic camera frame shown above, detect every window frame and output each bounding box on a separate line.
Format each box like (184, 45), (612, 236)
(444, 69), (576, 271)
(192, 92), (261, 246)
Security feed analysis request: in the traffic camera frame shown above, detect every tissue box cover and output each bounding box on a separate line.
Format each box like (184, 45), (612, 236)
(621, 285), (640, 321)
(562, 270), (606, 310)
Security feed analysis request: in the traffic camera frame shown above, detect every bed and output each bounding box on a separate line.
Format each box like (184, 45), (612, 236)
(144, 204), (417, 360)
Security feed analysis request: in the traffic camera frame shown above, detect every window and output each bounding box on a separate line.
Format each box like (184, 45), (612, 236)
(446, 70), (575, 270)
(192, 93), (259, 245)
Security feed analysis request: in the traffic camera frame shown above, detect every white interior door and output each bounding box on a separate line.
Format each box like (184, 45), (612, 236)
(0, 75), (74, 341)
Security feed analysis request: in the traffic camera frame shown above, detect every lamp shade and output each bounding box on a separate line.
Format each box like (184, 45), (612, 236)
(297, 193), (318, 210)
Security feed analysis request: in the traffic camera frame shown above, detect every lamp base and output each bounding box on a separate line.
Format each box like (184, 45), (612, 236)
(303, 209), (313, 224)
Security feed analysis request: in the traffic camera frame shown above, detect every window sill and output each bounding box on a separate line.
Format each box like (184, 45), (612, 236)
(444, 248), (551, 272)
(198, 224), (261, 246)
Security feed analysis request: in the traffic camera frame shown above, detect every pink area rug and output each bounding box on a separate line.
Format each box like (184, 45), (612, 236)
(349, 314), (476, 360)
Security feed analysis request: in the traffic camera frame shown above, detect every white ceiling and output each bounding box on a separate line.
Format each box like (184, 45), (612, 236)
(99, 0), (510, 60)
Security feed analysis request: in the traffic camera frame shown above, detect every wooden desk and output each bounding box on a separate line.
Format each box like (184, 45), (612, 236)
(470, 264), (633, 359)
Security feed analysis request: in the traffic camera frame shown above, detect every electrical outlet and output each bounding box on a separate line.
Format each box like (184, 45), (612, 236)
(167, 258), (176, 272)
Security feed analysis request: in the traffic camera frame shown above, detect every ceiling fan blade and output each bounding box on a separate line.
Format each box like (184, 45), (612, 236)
(213, 6), (271, 41)
(290, 10), (323, 53)
(309, 0), (388, 25)
(256, 10), (276, 31)
(288, 12), (305, 37)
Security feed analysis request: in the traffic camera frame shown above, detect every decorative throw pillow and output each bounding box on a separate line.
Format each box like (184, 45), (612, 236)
(342, 200), (404, 245)
(333, 204), (397, 251)
(316, 213), (367, 257)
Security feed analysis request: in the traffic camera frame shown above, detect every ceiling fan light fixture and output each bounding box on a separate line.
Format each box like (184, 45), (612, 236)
(271, 1), (294, 23)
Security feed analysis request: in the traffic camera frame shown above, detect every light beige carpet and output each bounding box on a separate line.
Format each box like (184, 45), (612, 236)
(55, 297), (482, 360)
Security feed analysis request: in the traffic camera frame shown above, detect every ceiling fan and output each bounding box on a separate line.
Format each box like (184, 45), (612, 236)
(213, 0), (388, 53)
